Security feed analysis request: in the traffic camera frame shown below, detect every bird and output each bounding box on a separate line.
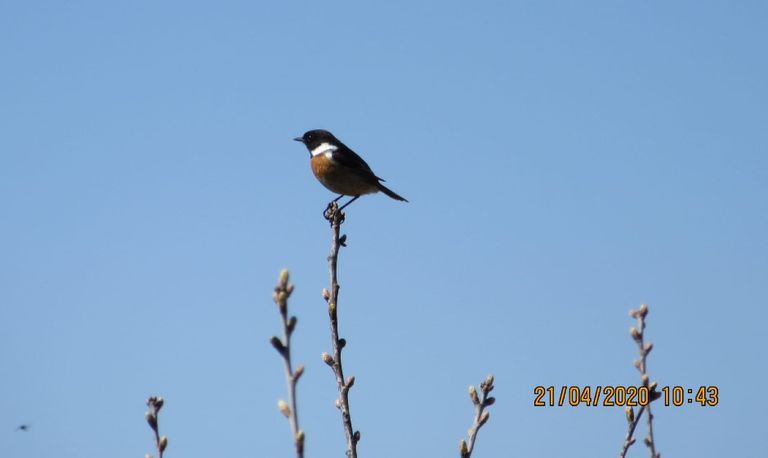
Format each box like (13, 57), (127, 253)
(16, 424), (30, 432)
(293, 129), (407, 211)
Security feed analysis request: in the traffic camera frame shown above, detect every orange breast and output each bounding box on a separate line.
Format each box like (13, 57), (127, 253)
(311, 155), (379, 196)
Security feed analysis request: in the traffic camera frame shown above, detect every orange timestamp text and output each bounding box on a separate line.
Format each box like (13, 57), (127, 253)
(533, 385), (719, 407)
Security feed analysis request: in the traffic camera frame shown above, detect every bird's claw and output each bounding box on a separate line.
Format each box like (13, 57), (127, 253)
(324, 201), (345, 224)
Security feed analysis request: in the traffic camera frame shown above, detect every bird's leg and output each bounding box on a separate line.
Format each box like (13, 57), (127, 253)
(333, 195), (345, 203)
(338, 195), (360, 212)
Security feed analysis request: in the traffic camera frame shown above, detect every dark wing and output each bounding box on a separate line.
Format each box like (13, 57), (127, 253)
(332, 144), (383, 180)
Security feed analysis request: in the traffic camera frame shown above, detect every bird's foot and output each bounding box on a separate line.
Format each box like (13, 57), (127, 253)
(324, 201), (345, 224)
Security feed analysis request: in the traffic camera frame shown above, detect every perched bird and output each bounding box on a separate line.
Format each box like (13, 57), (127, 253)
(294, 129), (407, 210)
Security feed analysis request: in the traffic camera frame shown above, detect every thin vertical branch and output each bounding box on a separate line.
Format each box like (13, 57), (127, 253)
(621, 404), (646, 456)
(144, 396), (168, 458)
(620, 303), (660, 458)
(270, 269), (305, 458)
(321, 202), (359, 458)
(459, 375), (496, 458)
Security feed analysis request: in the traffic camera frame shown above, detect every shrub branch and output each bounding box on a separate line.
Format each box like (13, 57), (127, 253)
(460, 375), (496, 458)
(321, 202), (359, 458)
(271, 269), (305, 458)
(620, 304), (661, 458)
(144, 396), (168, 458)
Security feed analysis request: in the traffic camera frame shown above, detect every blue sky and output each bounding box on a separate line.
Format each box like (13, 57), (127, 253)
(1, 1), (766, 457)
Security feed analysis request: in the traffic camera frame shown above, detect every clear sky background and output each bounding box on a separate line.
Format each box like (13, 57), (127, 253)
(1, 1), (766, 457)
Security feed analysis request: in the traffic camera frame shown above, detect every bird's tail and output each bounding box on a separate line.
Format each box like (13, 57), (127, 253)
(377, 182), (408, 202)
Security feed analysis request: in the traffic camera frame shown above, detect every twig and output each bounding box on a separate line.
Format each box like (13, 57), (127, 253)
(620, 404), (646, 456)
(271, 269), (305, 458)
(620, 304), (661, 458)
(459, 375), (496, 458)
(144, 396), (168, 458)
(321, 202), (359, 458)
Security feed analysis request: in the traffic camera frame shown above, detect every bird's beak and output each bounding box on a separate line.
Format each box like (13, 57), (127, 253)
(293, 137), (304, 143)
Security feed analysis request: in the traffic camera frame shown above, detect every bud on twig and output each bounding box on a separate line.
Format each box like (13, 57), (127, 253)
(481, 374), (495, 392)
(469, 385), (479, 404)
(279, 269), (289, 286)
(145, 412), (157, 430)
(294, 365), (305, 381)
(478, 410), (490, 427)
(277, 399), (291, 418)
(270, 336), (286, 355)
